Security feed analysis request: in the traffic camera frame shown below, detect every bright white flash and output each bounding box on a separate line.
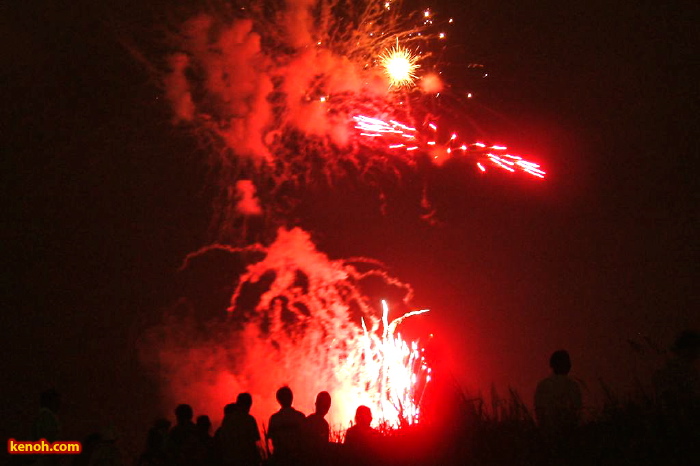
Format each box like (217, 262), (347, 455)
(380, 44), (419, 88)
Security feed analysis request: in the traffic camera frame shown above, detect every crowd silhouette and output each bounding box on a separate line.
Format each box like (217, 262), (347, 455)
(131, 386), (384, 466)
(14, 330), (699, 466)
(20, 385), (386, 466)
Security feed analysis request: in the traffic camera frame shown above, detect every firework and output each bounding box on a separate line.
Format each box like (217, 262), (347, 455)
(146, 228), (431, 429)
(142, 0), (549, 431)
(353, 115), (546, 177)
(380, 41), (420, 88)
(154, 0), (545, 210)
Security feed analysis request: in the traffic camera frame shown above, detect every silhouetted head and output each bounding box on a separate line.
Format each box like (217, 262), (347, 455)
(223, 403), (237, 417)
(276, 386), (293, 408)
(671, 330), (700, 362)
(40, 389), (61, 413)
(550, 350), (572, 375)
(196, 415), (211, 434)
(153, 418), (171, 433)
(314, 391), (331, 416)
(354, 405), (372, 427)
(236, 393), (253, 413)
(174, 404), (194, 423)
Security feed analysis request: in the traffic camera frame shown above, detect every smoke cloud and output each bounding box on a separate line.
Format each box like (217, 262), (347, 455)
(235, 180), (262, 216)
(161, 1), (408, 164)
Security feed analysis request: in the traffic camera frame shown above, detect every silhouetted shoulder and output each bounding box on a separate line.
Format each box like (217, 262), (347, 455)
(305, 412), (330, 443)
(270, 407), (305, 425)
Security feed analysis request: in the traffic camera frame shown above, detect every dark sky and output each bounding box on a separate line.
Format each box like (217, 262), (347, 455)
(2, 0), (698, 450)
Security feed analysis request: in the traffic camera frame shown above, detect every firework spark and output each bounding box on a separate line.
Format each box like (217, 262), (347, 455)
(380, 42), (420, 88)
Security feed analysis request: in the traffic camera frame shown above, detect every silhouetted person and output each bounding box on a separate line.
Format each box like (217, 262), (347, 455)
(32, 389), (61, 466)
(168, 404), (203, 466)
(305, 391), (331, 444)
(344, 405), (379, 464)
(267, 386), (305, 465)
(88, 425), (122, 466)
(33, 389), (61, 442)
(196, 415), (215, 465)
(534, 350), (582, 433)
(73, 432), (102, 466)
(214, 403), (236, 466)
(304, 391), (332, 463)
(217, 394), (261, 466)
(137, 419), (170, 466)
(196, 415), (212, 439)
(654, 330), (700, 413)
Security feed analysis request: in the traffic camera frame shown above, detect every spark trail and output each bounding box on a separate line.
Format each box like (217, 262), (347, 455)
(353, 115), (546, 177)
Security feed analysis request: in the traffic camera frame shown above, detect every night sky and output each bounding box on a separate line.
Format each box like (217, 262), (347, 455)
(2, 0), (698, 451)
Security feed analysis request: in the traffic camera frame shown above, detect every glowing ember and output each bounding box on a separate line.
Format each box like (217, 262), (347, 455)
(380, 43), (420, 88)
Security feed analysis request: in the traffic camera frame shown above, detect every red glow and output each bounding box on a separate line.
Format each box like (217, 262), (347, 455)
(149, 0), (552, 438)
(158, 229), (431, 430)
